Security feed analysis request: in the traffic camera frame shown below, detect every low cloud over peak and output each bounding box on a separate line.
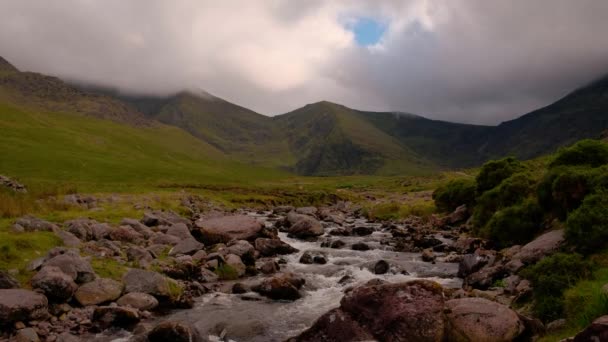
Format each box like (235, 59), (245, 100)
(1, 0), (607, 124)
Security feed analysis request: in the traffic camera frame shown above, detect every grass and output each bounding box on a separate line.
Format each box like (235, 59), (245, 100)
(91, 257), (129, 281)
(215, 264), (240, 280)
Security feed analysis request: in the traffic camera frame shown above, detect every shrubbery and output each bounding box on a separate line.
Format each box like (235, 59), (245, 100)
(520, 253), (592, 322)
(475, 157), (524, 194)
(479, 199), (543, 248)
(432, 178), (476, 212)
(566, 192), (608, 254)
(550, 139), (608, 168)
(537, 166), (599, 219)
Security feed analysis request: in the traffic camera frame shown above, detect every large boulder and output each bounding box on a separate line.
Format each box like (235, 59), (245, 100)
(254, 238), (298, 257)
(93, 305), (140, 329)
(148, 321), (203, 342)
(0, 270), (19, 289)
(0, 289), (48, 324)
(117, 292), (159, 311)
(287, 215), (324, 239)
(169, 238), (204, 257)
(572, 315), (608, 341)
(513, 229), (564, 264)
(166, 223), (194, 240)
(75, 278), (123, 306)
(194, 215), (264, 244)
(252, 273), (305, 301)
(445, 297), (525, 341)
(43, 253), (96, 284)
(123, 269), (178, 298)
(292, 280), (446, 342)
(31, 266), (78, 301)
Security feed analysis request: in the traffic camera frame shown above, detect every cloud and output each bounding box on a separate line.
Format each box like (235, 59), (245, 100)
(0, 0), (607, 124)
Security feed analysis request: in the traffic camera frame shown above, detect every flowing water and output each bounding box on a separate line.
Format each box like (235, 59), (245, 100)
(104, 211), (462, 342)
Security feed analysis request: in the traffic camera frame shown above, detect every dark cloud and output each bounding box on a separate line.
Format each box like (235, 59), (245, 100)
(0, 0), (607, 124)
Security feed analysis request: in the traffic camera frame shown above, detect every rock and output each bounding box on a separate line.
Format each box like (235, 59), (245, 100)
(199, 268), (219, 282)
(56, 332), (80, 342)
(313, 255), (327, 264)
(232, 283), (248, 294)
(296, 206), (318, 216)
(414, 236), (443, 249)
(254, 238), (297, 257)
(14, 216), (58, 232)
(54, 230), (82, 247)
(121, 218), (149, 234)
(287, 215), (324, 239)
(150, 233), (181, 246)
(330, 240), (346, 249)
(353, 226), (374, 236)
(258, 260), (280, 274)
(351, 242), (370, 251)
(373, 260), (390, 275)
(15, 327), (39, 342)
(0, 270), (19, 289)
(445, 297), (525, 341)
(143, 210), (190, 227)
(458, 252), (493, 278)
(422, 248), (436, 262)
(117, 292), (159, 311)
(300, 252), (314, 264)
(93, 305), (140, 329)
(452, 237), (485, 254)
(226, 240), (256, 260)
(63, 194), (97, 209)
(31, 266), (78, 301)
(64, 219), (96, 241)
(296, 280), (446, 342)
(445, 204), (470, 225)
(195, 215), (264, 244)
(127, 246), (155, 267)
(547, 318), (567, 332)
(166, 223), (193, 240)
(123, 269), (178, 298)
(169, 238), (204, 256)
(252, 273), (305, 300)
(466, 265), (508, 290)
(142, 212), (160, 226)
(273, 205), (294, 214)
(191, 250), (208, 263)
(109, 226), (143, 243)
(75, 278), (123, 306)
(43, 254), (96, 284)
(572, 315), (608, 341)
(0, 289), (48, 324)
(513, 229), (564, 264)
(225, 254), (246, 277)
(0, 175), (27, 193)
(148, 321), (203, 342)
(289, 308), (375, 342)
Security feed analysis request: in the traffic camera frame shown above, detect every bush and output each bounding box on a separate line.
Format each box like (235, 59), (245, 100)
(550, 139), (608, 168)
(476, 157), (524, 194)
(537, 166), (598, 220)
(432, 178), (476, 212)
(480, 199), (543, 248)
(472, 172), (536, 229)
(566, 192), (608, 254)
(520, 253), (592, 322)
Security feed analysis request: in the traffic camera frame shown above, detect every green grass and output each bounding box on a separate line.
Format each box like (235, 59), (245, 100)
(91, 257), (129, 281)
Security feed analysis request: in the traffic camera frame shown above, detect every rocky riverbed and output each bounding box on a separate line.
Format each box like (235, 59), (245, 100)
(1, 199), (599, 341)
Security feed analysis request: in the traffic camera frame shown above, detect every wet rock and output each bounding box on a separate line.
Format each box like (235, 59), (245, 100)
(166, 223), (193, 240)
(299, 251), (314, 264)
(313, 255), (327, 264)
(117, 292), (159, 311)
(123, 269), (178, 298)
(15, 327), (39, 342)
(422, 249), (436, 262)
(0, 270), (19, 289)
(254, 238), (297, 257)
(258, 260), (280, 274)
(373, 260), (390, 275)
(232, 283), (248, 294)
(14, 216), (58, 232)
(31, 266), (78, 301)
(169, 238), (204, 257)
(414, 236), (443, 249)
(252, 273), (305, 301)
(513, 229), (564, 264)
(195, 215), (264, 244)
(572, 315), (608, 341)
(351, 242), (370, 251)
(289, 308), (375, 342)
(287, 215), (324, 239)
(226, 240), (256, 260)
(148, 321), (203, 342)
(93, 305), (140, 329)
(330, 240), (346, 249)
(75, 278), (123, 306)
(353, 226), (374, 236)
(329, 227), (352, 236)
(445, 297), (525, 341)
(225, 254), (246, 277)
(43, 254), (96, 284)
(0, 289), (48, 324)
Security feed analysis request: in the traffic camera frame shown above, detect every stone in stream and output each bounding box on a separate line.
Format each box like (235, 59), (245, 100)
(287, 215), (324, 239)
(117, 292), (159, 311)
(421, 248), (436, 262)
(351, 242), (370, 251)
(291, 280), (446, 342)
(74, 278), (123, 306)
(445, 297), (525, 341)
(254, 238), (297, 257)
(252, 273), (305, 301)
(148, 321), (203, 342)
(352, 226), (374, 236)
(93, 305), (140, 329)
(0, 289), (49, 324)
(373, 260), (390, 275)
(31, 266), (78, 301)
(258, 260), (280, 274)
(194, 215), (264, 244)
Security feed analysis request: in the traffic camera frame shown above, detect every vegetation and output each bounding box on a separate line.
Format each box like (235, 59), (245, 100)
(475, 157), (523, 194)
(550, 139), (608, 168)
(214, 264), (240, 280)
(566, 192), (608, 254)
(432, 178), (476, 212)
(480, 199), (543, 248)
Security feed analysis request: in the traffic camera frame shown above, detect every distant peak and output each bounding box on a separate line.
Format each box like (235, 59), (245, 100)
(177, 89), (220, 102)
(0, 56), (18, 73)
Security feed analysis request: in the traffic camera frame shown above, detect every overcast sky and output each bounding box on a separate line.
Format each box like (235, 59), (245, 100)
(1, 1), (608, 124)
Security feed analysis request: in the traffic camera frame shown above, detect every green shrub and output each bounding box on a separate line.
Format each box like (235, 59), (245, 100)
(550, 139), (608, 168)
(537, 166), (598, 219)
(566, 192), (608, 254)
(521, 253), (592, 322)
(480, 199), (543, 248)
(432, 178), (476, 212)
(476, 157), (523, 194)
(472, 172), (536, 229)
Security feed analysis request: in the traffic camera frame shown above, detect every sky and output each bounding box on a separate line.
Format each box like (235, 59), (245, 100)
(1, 1), (608, 124)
